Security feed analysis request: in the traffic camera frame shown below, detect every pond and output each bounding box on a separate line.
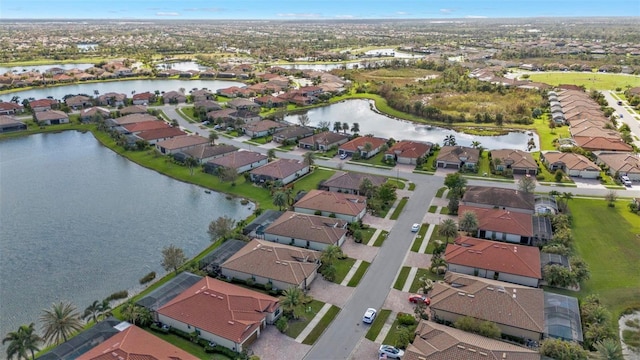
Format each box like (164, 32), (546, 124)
(156, 61), (212, 72)
(0, 63), (95, 75)
(284, 99), (540, 151)
(0, 131), (253, 348)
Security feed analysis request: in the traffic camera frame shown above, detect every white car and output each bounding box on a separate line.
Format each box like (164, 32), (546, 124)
(379, 345), (404, 359)
(340, 153), (348, 160)
(620, 175), (632, 187)
(363, 308), (377, 324)
(411, 223), (420, 232)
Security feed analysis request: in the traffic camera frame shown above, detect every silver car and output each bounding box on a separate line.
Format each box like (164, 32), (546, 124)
(379, 345), (404, 359)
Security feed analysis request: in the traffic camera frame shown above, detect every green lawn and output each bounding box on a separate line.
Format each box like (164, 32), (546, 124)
(302, 305), (341, 345)
(532, 152), (574, 183)
(428, 205), (437, 213)
(387, 179), (405, 189)
(285, 300), (326, 338)
(382, 315), (418, 349)
(410, 224), (428, 252)
(424, 225), (441, 254)
(142, 328), (230, 359)
(408, 182), (416, 191)
(569, 198), (640, 324)
(373, 230), (389, 247)
(526, 72), (640, 91)
(532, 117), (571, 151)
(291, 168), (335, 193)
(409, 268), (444, 293)
(351, 152), (394, 168)
(435, 187), (447, 198)
(333, 257), (357, 284)
(347, 261), (370, 287)
(393, 266), (411, 290)
(365, 309), (392, 341)
(390, 197), (408, 220)
(360, 227), (377, 244)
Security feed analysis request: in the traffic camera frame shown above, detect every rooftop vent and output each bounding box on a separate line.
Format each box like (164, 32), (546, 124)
(487, 287), (494, 291)
(228, 321), (234, 325)
(457, 345), (466, 349)
(217, 295), (223, 300)
(479, 352), (488, 356)
(204, 292), (209, 295)
(467, 294), (475, 298)
(468, 348), (477, 353)
(458, 292), (466, 296)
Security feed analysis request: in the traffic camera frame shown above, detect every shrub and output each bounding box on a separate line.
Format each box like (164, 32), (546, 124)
(540, 338), (588, 360)
(276, 316), (289, 333)
(104, 290), (128, 302)
(397, 312), (417, 326)
(139, 271), (156, 285)
(150, 323), (169, 334)
(353, 230), (363, 243)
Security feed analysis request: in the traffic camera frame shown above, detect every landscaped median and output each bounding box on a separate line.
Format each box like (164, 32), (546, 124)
(372, 230), (389, 247)
(410, 224), (428, 253)
(365, 309), (392, 341)
(301, 305), (341, 345)
(389, 197), (409, 220)
(347, 262), (371, 287)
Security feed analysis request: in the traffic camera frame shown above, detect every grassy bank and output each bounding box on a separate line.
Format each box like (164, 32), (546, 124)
(526, 72), (640, 90)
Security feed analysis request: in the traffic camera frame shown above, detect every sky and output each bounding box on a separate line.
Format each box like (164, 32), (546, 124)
(0, 0), (639, 20)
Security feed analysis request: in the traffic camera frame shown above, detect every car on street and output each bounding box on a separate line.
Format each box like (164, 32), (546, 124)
(379, 345), (404, 359)
(409, 294), (431, 305)
(340, 153), (348, 160)
(411, 223), (420, 232)
(620, 175), (632, 187)
(363, 308), (377, 324)
(618, 100), (623, 105)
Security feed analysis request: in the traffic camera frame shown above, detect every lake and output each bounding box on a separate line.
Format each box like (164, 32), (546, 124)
(0, 63), (95, 75)
(284, 99), (540, 151)
(0, 79), (245, 103)
(0, 131), (253, 348)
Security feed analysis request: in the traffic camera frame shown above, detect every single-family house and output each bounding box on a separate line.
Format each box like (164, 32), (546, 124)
(35, 110), (69, 125)
(77, 324), (198, 360)
(405, 320), (541, 360)
(298, 86), (323, 97)
(194, 100), (222, 112)
(0, 115), (26, 132)
(122, 120), (171, 134)
(272, 126), (315, 143)
(207, 108), (237, 123)
(540, 151), (600, 178)
(490, 149), (538, 175)
(0, 102), (24, 115)
(119, 105), (148, 115)
(429, 273), (545, 341)
(319, 171), (387, 195)
(136, 127), (186, 145)
(163, 91), (187, 104)
(461, 186), (535, 214)
(241, 119), (288, 138)
(108, 113), (159, 127)
(29, 98), (58, 112)
(179, 144), (238, 164)
(157, 277), (280, 353)
(191, 89), (215, 102)
(228, 98), (260, 111)
(249, 158), (310, 185)
(293, 190), (367, 222)
(155, 135), (210, 155)
(436, 146), (479, 170)
(384, 140), (432, 165)
(263, 211), (348, 251)
(338, 136), (387, 159)
(132, 91), (156, 105)
(96, 92), (126, 107)
(458, 204), (534, 245)
(65, 95), (92, 110)
(253, 95), (288, 108)
(298, 131), (349, 151)
(205, 151), (269, 174)
(80, 106), (111, 122)
(220, 239), (321, 291)
(573, 136), (632, 152)
(594, 151), (640, 181)
(445, 236), (542, 287)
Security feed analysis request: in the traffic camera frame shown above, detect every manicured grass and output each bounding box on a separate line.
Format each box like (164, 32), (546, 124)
(382, 315), (418, 348)
(410, 224), (428, 252)
(333, 257), (357, 284)
(408, 182), (416, 191)
(143, 328), (230, 359)
(428, 205), (437, 213)
(409, 268), (444, 293)
(0, 57), (115, 67)
(424, 225), (441, 254)
(292, 168), (335, 193)
(0, 122), (94, 139)
(351, 152), (394, 168)
(526, 72), (640, 90)
(569, 198), (640, 326)
(441, 207), (449, 215)
(387, 178), (405, 189)
(284, 300), (326, 338)
(278, 143), (296, 151)
(302, 305), (341, 345)
(435, 187), (447, 198)
(393, 266), (411, 290)
(390, 197), (408, 220)
(365, 309), (392, 341)
(532, 117), (571, 151)
(361, 227), (377, 244)
(373, 230), (389, 247)
(347, 261), (370, 287)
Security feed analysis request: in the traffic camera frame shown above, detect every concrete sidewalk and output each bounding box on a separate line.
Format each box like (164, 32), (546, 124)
(295, 303), (333, 343)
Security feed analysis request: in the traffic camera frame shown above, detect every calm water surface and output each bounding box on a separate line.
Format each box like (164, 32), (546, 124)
(0, 63), (95, 75)
(0, 131), (253, 346)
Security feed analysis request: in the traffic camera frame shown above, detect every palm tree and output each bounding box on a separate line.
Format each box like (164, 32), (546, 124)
(3, 323), (42, 360)
(351, 122), (360, 134)
(120, 301), (152, 326)
(342, 122), (349, 134)
(82, 300), (102, 324)
(273, 191), (287, 210)
(458, 211), (478, 236)
(185, 157), (199, 176)
(594, 338), (623, 360)
(429, 257), (447, 274)
(267, 148), (276, 161)
(39, 301), (83, 345)
(560, 192), (574, 212)
(280, 287), (305, 320)
(321, 245), (343, 267)
(362, 142), (373, 158)
(443, 135), (456, 146)
(438, 219), (458, 243)
(471, 141), (481, 149)
(333, 121), (342, 133)
(303, 151), (315, 167)
(208, 132), (218, 144)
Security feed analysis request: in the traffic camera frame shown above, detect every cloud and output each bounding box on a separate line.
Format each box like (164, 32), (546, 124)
(465, 15), (487, 18)
(276, 13), (321, 18)
(335, 14), (355, 19)
(156, 12), (181, 16)
(440, 8), (453, 14)
(183, 7), (224, 12)
(396, 11), (408, 15)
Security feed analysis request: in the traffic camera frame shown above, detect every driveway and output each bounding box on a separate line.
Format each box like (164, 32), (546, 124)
(306, 277), (355, 308)
(249, 326), (311, 360)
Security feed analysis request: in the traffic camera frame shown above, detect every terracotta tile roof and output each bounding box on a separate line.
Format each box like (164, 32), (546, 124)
(567, 118), (608, 128)
(570, 125), (620, 139)
(221, 239), (321, 287)
(35, 110), (68, 121)
(77, 325), (198, 360)
(112, 113), (159, 126)
(119, 105), (148, 115)
(273, 126), (314, 140)
(298, 131), (349, 147)
(339, 136), (387, 152)
(0, 102), (23, 111)
(490, 149), (537, 170)
(437, 146), (480, 164)
(595, 151), (640, 174)
(541, 151), (599, 171)
(182, 144), (238, 159)
(157, 277), (279, 343)
(29, 98), (58, 108)
(445, 236), (541, 279)
(294, 190), (366, 217)
(155, 135), (210, 150)
(321, 171), (387, 192)
(80, 107), (110, 118)
(207, 150), (267, 169)
(458, 205), (533, 236)
(385, 140), (432, 159)
(249, 159), (308, 179)
(462, 186), (535, 212)
(132, 91), (155, 101)
(207, 108), (237, 119)
(123, 120), (171, 133)
(404, 320), (540, 360)
(429, 273), (545, 335)
(265, 211), (348, 245)
(241, 119), (287, 133)
(573, 136), (632, 151)
(136, 127), (186, 141)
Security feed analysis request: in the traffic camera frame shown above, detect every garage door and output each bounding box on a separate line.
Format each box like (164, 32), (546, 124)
(242, 329), (259, 348)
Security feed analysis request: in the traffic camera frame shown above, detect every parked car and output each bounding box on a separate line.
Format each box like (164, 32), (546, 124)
(618, 100), (623, 105)
(379, 345), (404, 359)
(340, 153), (348, 160)
(409, 294), (431, 305)
(411, 223), (420, 232)
(363, 308), (377, 324)
(620, 175), (632, 187)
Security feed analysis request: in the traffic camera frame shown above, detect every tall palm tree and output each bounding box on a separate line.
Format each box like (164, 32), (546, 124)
(3, 323), (42, 360)
(458, 211), (478, 236)
(471, 141), (481, 149)
(333, 121), (342, 133)
(443, 135), (456, 146)
(321, 245), (343, 267)
(280, 287), (305, 320)
(40, 301), (83, 345)
(303, 151), (315, 167)
(342, 122), (349, 134)
(273, 191), (287, 210)
(82, 300), (102, 324)
(438, 219), (458, 243)
(351, 122), (360, 134)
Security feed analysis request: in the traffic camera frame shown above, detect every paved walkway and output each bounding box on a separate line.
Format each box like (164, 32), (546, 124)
(341, 259), (363, 286)
(367, 228), (382, 246)
(401, 267), (417, 292)
(249, 326), (311, 360)
(295, 303), (333, 343)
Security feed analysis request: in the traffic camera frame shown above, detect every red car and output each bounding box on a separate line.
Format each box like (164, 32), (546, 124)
(409, 295), (431, 305)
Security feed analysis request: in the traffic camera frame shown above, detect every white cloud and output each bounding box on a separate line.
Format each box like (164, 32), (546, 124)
(465, 15), (487, 18)
(335, 14), (355, 18)
(440, 8), (453, 14)
(276, 13), (321, 18)
(396, 11), (408, 15)
(156, 12), (181, 16)
(183, 7), (224, 12)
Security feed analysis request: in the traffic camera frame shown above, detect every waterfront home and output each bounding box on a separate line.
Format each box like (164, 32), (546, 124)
(163, 91), (187, 104)
(221, 238), (321, 290)
(177, 144), (238, 164)
(39, 318), (123, 360)
(0, 101), (24, 115)
(406, 320), (541, 360)
(34, 110), (69, 125)
(540, 151), (600, 179)
(241, 119), (288, 138)
(490, 149), (538, 175)
(77, 324), (198, 360)
(155, 135), (210, 155)
(80, 106), (111, 122)
(65, 95), (92, 110)
(249, 158), (310, 185)
(544, 292), (584, 343)
(436, 146), (479, 170)
(458, 204), (533, 245)
(108, 113), (159, 127)
(263, 211), (348, 251)
(191, 89), (215, 102)
(461, 186), (535, 214)
(205, 150), (269, 174)
(253, 95), (288, 108)
(96, 92), (126, 107)
(294, 190), (367, 222)
(0, 115), (26, 133)
(298, 131), (349, 151)
(338, 136), (387, 159)
(384, 140), (432, 165)
(228, 98), (260, 111)
(121, 120), (171, 135)
(272, 126), (314, 143)
(157, 277), (280, 353)
(136, 127), (187, 145)
(29, 98), (58, 112)
(445, 236), (542, 287)
(594, 151), (640, 181)
(132, 91), (156, 105)
(429, 273), (545, 340)
(319, 171), (387, 195)
(119, 105), (148, 115)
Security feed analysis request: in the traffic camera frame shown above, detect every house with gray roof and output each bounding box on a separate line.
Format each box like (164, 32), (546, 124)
(461, 186), (535, 214)
(178, 144), (238, 164)
(249, 158), (310, 185)
(205, 150), (268, 174)
(436, 146), (479, 170)
(263, 211), (348, 251)
(272, 126), (314, 143)
(298, 131), (349, 151)
(320, 171), (387, 195)
(0, 115), (26, 133)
